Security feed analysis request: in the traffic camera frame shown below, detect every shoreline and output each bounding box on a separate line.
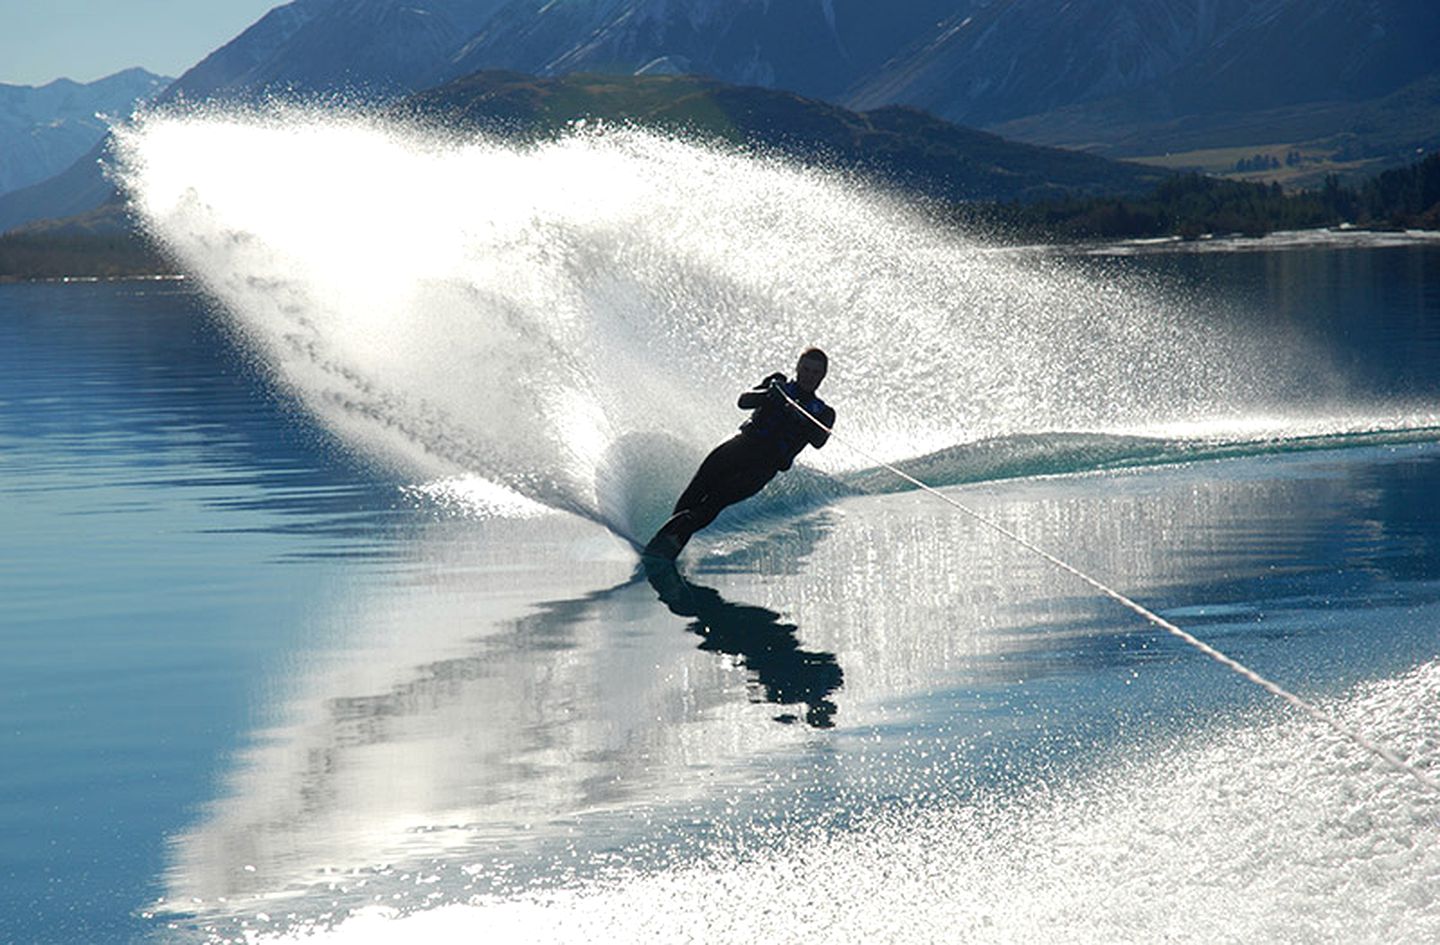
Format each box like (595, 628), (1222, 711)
(4, 225), (1439, 285)
(1002, 225), (1440, 257)
(0, 272), (185, 286)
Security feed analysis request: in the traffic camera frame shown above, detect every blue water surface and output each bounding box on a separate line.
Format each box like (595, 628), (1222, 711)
(0, 281), (409, 943)
(2, 238), (1440, 943)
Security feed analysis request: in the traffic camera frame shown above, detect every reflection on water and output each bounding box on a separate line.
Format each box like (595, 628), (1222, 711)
(159, 443), (1440, 939)
(643, 557), (843, 728)
(159, 517), (843, 915)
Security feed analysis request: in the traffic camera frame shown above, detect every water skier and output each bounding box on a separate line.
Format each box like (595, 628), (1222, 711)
(644, 347), (835, 559)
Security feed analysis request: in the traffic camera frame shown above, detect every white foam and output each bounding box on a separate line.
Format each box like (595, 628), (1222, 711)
(402, 475), (551, 520)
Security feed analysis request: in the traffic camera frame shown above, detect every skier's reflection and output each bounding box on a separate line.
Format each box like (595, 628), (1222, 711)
(642, 558), (843, 727)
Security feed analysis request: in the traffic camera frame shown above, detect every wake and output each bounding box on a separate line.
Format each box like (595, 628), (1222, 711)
(111, 106), (1403, 538)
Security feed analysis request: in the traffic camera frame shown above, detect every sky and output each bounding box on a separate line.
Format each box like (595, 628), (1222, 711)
(0, 1), (281, 86)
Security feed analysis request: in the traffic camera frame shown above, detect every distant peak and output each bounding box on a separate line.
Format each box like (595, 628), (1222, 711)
(9, 68), (172, 92)
(98, 66), (171, 83)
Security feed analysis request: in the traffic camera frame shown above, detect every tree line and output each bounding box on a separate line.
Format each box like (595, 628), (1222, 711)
(965, 152), (1440, 242)
(0, 230), (168, 283)
(2, 154), (1438, 281)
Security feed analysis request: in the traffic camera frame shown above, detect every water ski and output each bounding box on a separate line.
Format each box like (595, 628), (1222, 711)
(642, 511), (695, 560)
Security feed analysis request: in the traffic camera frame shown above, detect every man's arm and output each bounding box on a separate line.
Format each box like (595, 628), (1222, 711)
(807, 405), (835, 449)
(738, 373), (787, 410)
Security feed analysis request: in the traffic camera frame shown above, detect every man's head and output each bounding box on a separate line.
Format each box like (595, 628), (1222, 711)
(795, 347), (828, 395)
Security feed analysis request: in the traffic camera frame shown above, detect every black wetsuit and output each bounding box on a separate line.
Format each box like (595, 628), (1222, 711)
(646, 373), (835, 557)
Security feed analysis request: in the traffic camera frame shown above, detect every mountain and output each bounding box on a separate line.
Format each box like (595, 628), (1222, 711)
(869, 0), (1440, 164)
(445, 0), (1439, 164)
(442, 0), (964, 101)
(151, 0), (956, 105)
(991, 71), (1440, 163)
(451, 2), (1440, 138)
(0, 1), (333, 232)
(6, 0), (1439, 232)
(395, 71), (1166, 202)
(0, 0), (509, 231)
(0, 68), (169, 197)
(161, 0), (512, 102)
(846, 1), (1438, 124)
(156, 0), (332, 102)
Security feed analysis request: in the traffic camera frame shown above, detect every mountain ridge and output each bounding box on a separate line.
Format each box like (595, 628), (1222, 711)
(3, 0), (1436, 231)
(0, 67), (169, 197)
(393, 70), (1166, 204)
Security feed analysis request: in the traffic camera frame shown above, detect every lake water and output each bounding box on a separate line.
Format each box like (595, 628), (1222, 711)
(5, 114), (1440, 943)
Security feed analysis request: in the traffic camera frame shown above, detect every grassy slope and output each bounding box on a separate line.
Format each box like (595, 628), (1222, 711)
(993, 74), (1440, 191)
(394, 71), (1168, 203)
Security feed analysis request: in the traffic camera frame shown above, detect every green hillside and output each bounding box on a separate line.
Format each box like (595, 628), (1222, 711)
(996, 74), (1440, 191)
(394, 71), (1169, 204)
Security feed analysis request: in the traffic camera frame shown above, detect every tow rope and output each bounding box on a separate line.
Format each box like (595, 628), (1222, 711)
(779, 386), (1440, 794)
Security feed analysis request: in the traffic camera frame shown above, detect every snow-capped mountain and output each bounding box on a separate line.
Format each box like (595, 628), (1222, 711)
(0, 68), (169, 196)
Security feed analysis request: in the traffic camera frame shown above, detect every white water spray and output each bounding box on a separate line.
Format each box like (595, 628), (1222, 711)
(113, 107), (1290, 539)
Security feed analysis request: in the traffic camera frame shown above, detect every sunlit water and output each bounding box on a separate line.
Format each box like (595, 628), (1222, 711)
(3, 110), (1440, 942)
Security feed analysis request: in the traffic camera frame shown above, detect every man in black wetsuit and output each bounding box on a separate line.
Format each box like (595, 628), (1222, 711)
(644, 347), (836, 559)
